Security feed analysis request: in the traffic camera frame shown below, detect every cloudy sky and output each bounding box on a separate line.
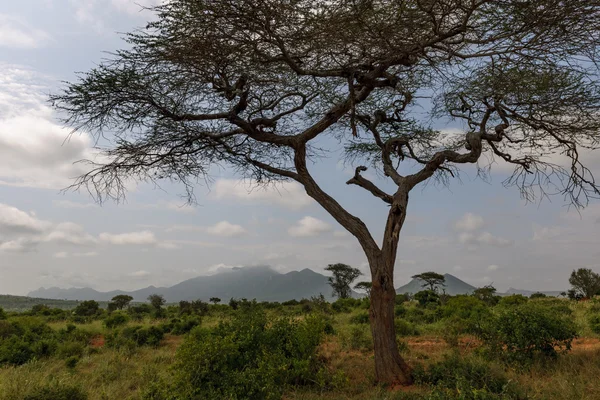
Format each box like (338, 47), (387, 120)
(1, 0), (599, 296)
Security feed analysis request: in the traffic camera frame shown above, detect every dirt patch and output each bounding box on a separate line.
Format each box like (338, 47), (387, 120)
(571, 337), (600, 352)
(90, 335), (105, 348)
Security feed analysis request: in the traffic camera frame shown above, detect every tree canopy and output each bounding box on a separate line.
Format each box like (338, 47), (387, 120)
(412, 272), (446, 292)
(569, 268), (600, 299)
(110, 295), (134, 310)
(326, 263), (362, 299)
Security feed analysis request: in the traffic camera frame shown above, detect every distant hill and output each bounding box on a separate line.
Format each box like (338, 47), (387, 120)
(28, 266), (338, 302)
(0, 294), (110, 312)
(396, 273), (477, 295)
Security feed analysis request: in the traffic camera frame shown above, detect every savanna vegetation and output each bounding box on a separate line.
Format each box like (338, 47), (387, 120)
(1, 268), (600, 400)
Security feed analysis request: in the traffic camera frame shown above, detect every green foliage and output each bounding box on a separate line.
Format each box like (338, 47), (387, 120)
(128, 304), (153, 321)
(413, 354), (523, 399)
(111, 294), (134, 310)
(479, 302), (578, 363)
(441, 296), (492, 336)
(473, 285), (500, 306)
(209, 297), (221, 304)
(148, 294), (166, 310)
(57, 341), (85, 359)
(158, 306), (328, 400)
(589, 314), (600, 334)
(497, 295), (528, 307)
(0, 306), (6, 320)
(23, 382), (87, 400)
(107, 325), (164, 349)
(530, 292), (547, 299)
(350, 312), (370, 324)
(332, 297), (361, 313)
(569, 268), (600, 299)
(73, 300), (100, 317)
(65, 355), (80, 369)
(325, 263), (362, 299)
(415, 290), (441, 308)
(171, 316), (202, 335)
(342, 325), (373, 351)
(412, 272), (446, 292)
(395, 319), (420, 336)
(104, 312), (129, 329)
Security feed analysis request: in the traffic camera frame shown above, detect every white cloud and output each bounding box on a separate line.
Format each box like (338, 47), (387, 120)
(0, 204), (97, 253)
(53, 200), (97, 209)
(73, 251), (98, 257)
(459, 232), (512, 247)
(53, 251), (68, 258)
(157, 242), (181, 250)
(128, 270), (151, 278)
(288, 216), (332, 237)
(532, 225), (562, 241)
(0, 64), (99, 189)
(213, 179), (312, 210)
(488, 264), (499, 271)
(44, 222), (97, 246)
(0, 14), (50, 48)
(0, 203), (50, 234)
(206, 221), (247, 237)
(455, 213), (485, 232)
(165, 225), (204, 233)
(99, 231), (157, 245)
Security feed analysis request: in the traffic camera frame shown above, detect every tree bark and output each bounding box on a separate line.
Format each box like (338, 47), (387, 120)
(369, 190), (412, 385)
(368, 256), (413, 386)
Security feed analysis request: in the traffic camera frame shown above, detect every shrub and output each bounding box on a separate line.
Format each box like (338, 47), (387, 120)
(73, 300), (100, 317)
(479, 302), (577, 362)
(164, 307), (329, 400)
(395, 305), (407, 317)
(395, 319), (420, 336)
(104, 312), (129, 329)
(108, 325), (165, 349)
(23, 383), (87, 400)
(350, 312), (370, 324)
(413, 354), (523, 399)
(414, 290), (440, 308)
(342, 325), (373, 351)
(0, 306), (7, 320)
(57, 341), (85, 359)
(65, 356), (79, 369)
(589, 314), (600, 334)
(441, 296), (492, 336)
(171, 316), (202, 335)
(497, 294), (528, 307)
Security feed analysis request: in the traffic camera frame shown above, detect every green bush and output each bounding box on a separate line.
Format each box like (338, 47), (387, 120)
(413, 354), (523, 399)
(0, 306), (6, 320)
(57, 341), (85, 359)
(350, 312), (370, 324)
(65, 356), (80, 369)
(171, 316), (202, 335)
(157, 307), (329, 400)
(104, 312), (129, 329)
(479, 302), (577, 362)
(414, 290), (440, 308)
(342, 325), (373, 351)
(107, 325), (164, 349)
(73, 300), (100, 317)
(395, 319), (420, 336)
(589, 314), (600, 334)
(441, 296), (492, 336)
(23, 382), (87, 400)
(497, 294), (528, 307)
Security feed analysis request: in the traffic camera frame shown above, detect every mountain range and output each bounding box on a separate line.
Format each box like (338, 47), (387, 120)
(28, 267), (566, 302)
(28, 266), (338, 302)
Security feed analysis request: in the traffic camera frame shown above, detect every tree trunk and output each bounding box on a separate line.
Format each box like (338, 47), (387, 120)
(369, 256), (413, 385)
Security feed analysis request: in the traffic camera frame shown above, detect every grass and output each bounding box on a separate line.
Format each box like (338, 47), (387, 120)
(1, 299), (600, 399)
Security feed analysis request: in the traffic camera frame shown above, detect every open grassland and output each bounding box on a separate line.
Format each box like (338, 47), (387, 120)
(1, 296), (600, 399)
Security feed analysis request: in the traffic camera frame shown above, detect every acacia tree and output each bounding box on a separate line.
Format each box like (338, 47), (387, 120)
(326, 263), (362, 299)
(569, 268), (600, 298)
(51, 0), (600, 385)
(412, 272), (446, 292)
(354, 281), (373, 297)
(111, 294), (134, 310)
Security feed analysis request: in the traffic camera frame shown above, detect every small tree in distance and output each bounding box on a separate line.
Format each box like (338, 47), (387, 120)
(569, 268), (600, 299)
(148, 294), (166, 310)
(354, 281), (373, 298)
(111, 294), (134, 310)
(209, 297), (221, 305)
(326, 263), (362, 299)
(412, 272), (446, 293)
